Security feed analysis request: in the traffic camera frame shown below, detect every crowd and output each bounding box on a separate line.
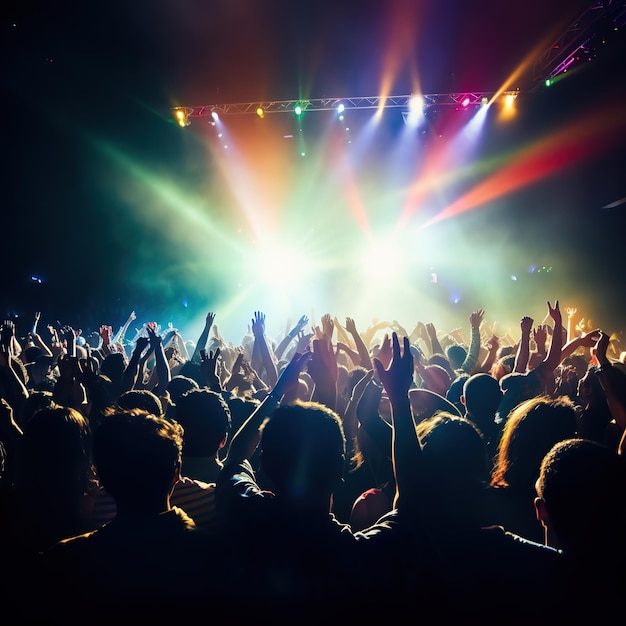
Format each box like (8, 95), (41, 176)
(1, 300), (625, 623)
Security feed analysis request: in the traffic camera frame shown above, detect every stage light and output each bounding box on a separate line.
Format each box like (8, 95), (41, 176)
(404, 94), (425, 127)
(545, 78), (553, 87)
(294, 104), (303, 116)
(481, 96), (489, 106)
(211, 110), (219, 121)
(337, 102), (345, 113)
(461, 96), (470, 107)
(504, 93), (516, 108)
(256, 107), (265, 118)
(174, 109), (190, 127)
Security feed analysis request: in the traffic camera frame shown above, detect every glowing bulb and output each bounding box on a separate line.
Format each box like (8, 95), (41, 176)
(256, 107), (265, 118)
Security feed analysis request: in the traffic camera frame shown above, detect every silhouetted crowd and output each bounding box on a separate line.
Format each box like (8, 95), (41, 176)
(1, 302), (625, 623)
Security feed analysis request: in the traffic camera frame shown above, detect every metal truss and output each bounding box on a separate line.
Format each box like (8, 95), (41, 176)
(172, 91), (519, 121)
(532, 0), (626, 87)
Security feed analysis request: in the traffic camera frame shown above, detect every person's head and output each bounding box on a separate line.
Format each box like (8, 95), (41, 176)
(417, 412), (490, 488)
(491, 395), (577, 491)
(95, 408), (183, 514)
(561, 354), (589, 380)
(260, 401), (345, 501)
(166, 375), (200, 407)
(174, 389), (231, 458)
(576, 366), (606, 407)
(117, 389), (164, 417)
(420, 364), (452, 397)
(416, 412), (490, 526)
(462, 373), (502, 425)
(100, 352), (127, 384)
(18, 390), (57, 429)
(225, 394), (260, 436)
(23, 347), (56, 390)
(496, 370), (544, 422)
(15, 404), (95, 513)
(426, 353), (455, 380)
(446, 373), (470, 414)
(535, 438), (626, 556)
(490, 353), (516, 381)
(446, 344), (467, 371)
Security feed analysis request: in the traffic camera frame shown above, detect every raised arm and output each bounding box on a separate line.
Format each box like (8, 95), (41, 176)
(373, 332), (421, 513)
(533, 301), (564, 391)
(513, 316), (533, 373)
(458, 308), (484, 374)
(251, 311), (278, 388)
(189, 311), (216, 364)
(121, 336), (150, 393)
(593, 331), (626, 432)
(146, 323), (171, 398)
(111, 309), (136, 348)
(28, 312), (53, 358)
(425, 322), (444, 357)
(308, 334), (338, 411)
(0, 321), (29, 415)
(274, 315), (309, 361)
(345, 317), (373, 369)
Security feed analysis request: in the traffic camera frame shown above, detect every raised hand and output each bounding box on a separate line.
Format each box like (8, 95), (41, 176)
(375, 334), (393, 370)
(345, 317), (359, 336)
(293, 314), (309, 335)
(470, 308), (485, 329)
(520, 316), (533, 335)
(594, 330), (612, 364)
(200, 347), (223, 391)
(272, 351), (312, 401)
(307, 335), (338, 409)
(547, 300), (561, 324)
(296, 330), (314, 353)
(566, 307), (577, 320)
(251, 311), (266, 337)
(146, 322), (161, 347)
(321, 313), (334, 341)
(373, 333), (413, 403)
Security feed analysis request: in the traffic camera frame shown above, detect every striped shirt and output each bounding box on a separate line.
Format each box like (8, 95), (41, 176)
(92, 477), (218, 531)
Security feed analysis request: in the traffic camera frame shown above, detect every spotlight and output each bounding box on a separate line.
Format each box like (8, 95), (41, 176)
(461, 96), (470, 107)
(294, 104), (303, 116)
(256, 106), (265, 118)
(211, 110), (220, 122)
(174, 108), (190, 127)
(337, 102), (345, 113)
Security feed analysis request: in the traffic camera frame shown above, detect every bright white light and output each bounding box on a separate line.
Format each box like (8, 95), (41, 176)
(253, 241), (313, 284)
(211, 111), (219, 121)
(360, 236), (407, 282)
(337, 102), (345, 113)
(405, 94), (425, 127)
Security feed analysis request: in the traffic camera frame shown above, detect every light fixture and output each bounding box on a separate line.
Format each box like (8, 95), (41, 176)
(174, 108), (190, 127)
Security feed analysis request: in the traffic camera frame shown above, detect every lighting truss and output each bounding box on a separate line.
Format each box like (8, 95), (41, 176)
(172, 91), (519, 121)
(532, 0), (626, 88)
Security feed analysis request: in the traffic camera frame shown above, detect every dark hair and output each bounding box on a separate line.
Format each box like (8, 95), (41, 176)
(117, 389), (164, 416)
(261, 401), (345, 495)
(174, 389), (231, 457)
(537, 438), (626, 554)
(95, 408), (183, 511)
(491, 395), (577, 490)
